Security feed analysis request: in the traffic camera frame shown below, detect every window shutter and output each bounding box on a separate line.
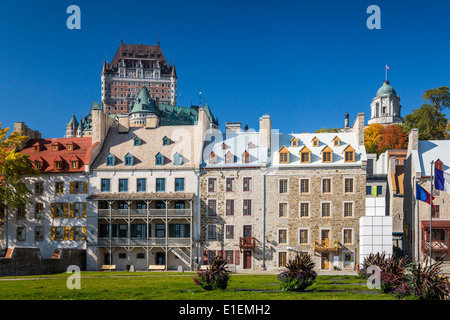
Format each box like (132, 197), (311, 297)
(130, 224), (137, 238)
(83, 181), (88, 193)
(51, 203), (55, 218)
(63, 203), (69, 218)
(168, 224), (175, 238)
(70, 227), (74, 240)
(203, 250), (208, 265)
(184, 224), (190, 238)
(64, 227), (69, 240)
(234, 250), (240, 266)
(82, 203), (87, 218)
(82, 227), (87, 240)
(70, 203), (75, 218)
(51, 227), (55, 240)
(69, 182), (75, 194)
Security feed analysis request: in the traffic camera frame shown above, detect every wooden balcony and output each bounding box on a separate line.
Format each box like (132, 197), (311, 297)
(314, 240), (339, 253)
(239, 237), (255, 250)
(421, 240), (450, 252)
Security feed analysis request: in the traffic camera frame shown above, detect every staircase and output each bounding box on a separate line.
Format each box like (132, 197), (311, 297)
(169, 247), (199, 270)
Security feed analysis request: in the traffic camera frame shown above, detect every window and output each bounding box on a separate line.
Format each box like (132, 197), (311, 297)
(17, 227), (26, 241)
(71, 161), (78, 169)
(225, 250), (234, 264)
(345, 151), (354, 162)
(291, 137), (298, 147)
(333, 137), (340, 147)
(162, 136), (170, 146)
(55, 160), (62, 170)
(54, 203), (66, 218)
(208, 199), (217, 216)
(344, 202), (353, 217)
(321, 202), (331, 217)
(226, 178), (235, 192)
(173, 152), (183, 165)
(208, 178), (217, 192)
(35, 182), (44, 195)
(225, 225), (234, 239)
(343, 229), (352, 244)
(278, 229), (287, 244)
(377, 186), (382, 196)
(101, 179), (111, 192)
(133, 178), (145, 192)
(155, 153), (164, 166)
(243, 199), (252, 216)
(119, 253), (127, 259)
(432, 205), (440, 218)
(300, 151), (310, 163)
(243, 177), (252, 192)
(156, 224), (165, 237)
(55, 182), (64, 194)
(137, 253), (145, 259)
(133, 137), (141, 146)
(118, 224), (127, 238)
(52, 227), (66, 240)
(299, 229), (308, 244)
(300, 202), (309, 217)
(17, 205), (25, 220)
(156, 178), (165, 192)
(279, 203), (288, 218)
(366, 186), (372, 195)
(70, 181), (85, 194)
(35, 161), (42, 170)
(35, 203), (44, 219)
(175, 178), (185, 192)
(72, 203), (84, 218)
(124, 153), (134, 166)
(207, 225), (217, 240)
(72, 226), (85, 240)
(278, 252), (287, 267)
(106, 154), (115, 166)
(226, 199), (235, 216)
(209, 152), (217, 164)
(35, 226), (44, 241)
(279, 179), (288, 194)
(322, 178), (331, 193)
(279, 151), (289, 164)
(322, 151), (332, 163)
(225, 152), (234, 164)
(312, 137), (319, 147)
(300, 179), (309, 194)
(344, 178), (354, 193)
(119, 179), (128, 192)
(242, 151), (250, 164)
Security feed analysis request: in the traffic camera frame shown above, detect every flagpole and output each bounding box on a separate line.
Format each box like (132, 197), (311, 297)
(429, 160), (434, 266)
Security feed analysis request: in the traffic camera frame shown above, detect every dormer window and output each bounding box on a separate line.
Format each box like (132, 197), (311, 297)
(299, 146), (311, 163)
(248, 142), (255, 149)
(225, 151), (234, 164)
(155, 153), (164, 166)
(106, 153), (115, 166)
(291, 137), (299, 147)
(67, 141), (76, 150)
(162, 136), (170, 146)
(124, 153), (134, 166)
(279, 146), (289, 164)
(222, 142), (227, 150)
(343, 145), (355, 162)
(54, 156), (63, 170)
(33, 142), (41, 152)
(173, 152), (182, 165)
(242, 151), (250, 164)
(321, 146), (333, 163)
(332, 136), (340, 147)
(133, 137), (141, 146)
(312, 137), (319, 147)
(70, 156), (79, 170)
(34, 158), (44, 170)
(209, 152), (217, 164)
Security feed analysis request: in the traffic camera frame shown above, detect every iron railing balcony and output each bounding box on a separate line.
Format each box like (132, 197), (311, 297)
(97, 208), (192, 218)
(239, 237), (255, 250)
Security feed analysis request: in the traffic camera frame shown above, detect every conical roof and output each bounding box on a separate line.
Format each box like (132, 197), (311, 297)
(67, 114), (79, 127)
(129, 86), (160, 114)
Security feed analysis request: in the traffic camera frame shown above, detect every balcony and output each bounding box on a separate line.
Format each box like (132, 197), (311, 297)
(97, 237), (191, 247)
(314, 240), (339, 253)
(98, 208), (192, 218)
(421, 240), (450, 252)
(239, 237), (255, 250)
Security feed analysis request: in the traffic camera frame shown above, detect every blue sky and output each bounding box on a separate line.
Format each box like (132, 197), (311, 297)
(1, 0), (449, 138)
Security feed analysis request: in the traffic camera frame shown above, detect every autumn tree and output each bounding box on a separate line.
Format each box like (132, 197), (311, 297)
(0, 124), (35, 210)
(376, 124), (408, 154)
(364, 123), (384, 154)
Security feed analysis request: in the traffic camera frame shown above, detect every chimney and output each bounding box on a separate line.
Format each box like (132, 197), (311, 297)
(118, 115), (130, 133)
(225, 122), (241, 133)
(259, 114), (272, 157)
(345, 113), (349, 128)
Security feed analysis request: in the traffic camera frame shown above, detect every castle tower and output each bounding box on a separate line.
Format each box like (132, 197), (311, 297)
(66, 114), (79, 138)
(368, 80), (403, 125)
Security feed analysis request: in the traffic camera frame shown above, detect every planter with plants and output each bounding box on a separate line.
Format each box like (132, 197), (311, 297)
(278, 253), (317, 292)
(193, 255), (230, 291)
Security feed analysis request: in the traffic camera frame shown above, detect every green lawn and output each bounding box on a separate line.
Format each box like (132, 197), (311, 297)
(0, 272), (396, 300)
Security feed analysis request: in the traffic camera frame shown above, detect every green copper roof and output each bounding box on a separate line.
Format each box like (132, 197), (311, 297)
(376, 80), (397, 97)
(129, 86), (160, 114)
(67, 114), (79, 127)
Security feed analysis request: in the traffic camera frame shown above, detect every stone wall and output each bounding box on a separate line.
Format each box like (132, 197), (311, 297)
(0, 247), (86, 277)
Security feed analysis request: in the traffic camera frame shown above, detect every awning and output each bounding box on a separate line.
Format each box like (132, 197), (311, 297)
(87, 192), (195, 201)
(421, 220), (450, 229)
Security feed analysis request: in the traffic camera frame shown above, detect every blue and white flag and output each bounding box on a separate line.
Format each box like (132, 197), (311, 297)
(435, 167), (450, 193)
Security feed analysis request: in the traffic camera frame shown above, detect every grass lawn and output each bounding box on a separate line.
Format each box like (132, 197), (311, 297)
(0, 272), (396, 300)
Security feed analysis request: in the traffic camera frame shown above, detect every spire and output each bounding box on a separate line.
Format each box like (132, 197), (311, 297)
(102, 59), (107, 74)
(171, 60), (177, 78)
(120, 32), (123, 45)
(67, 114), (79, 127)
(157, 32), (160, 47)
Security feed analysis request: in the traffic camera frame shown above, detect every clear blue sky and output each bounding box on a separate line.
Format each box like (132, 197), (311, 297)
(1, 0), (449, 138)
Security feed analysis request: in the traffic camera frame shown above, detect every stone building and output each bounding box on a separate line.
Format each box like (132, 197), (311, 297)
(403, 129), (450, 271)
(266, 113), (367, 271)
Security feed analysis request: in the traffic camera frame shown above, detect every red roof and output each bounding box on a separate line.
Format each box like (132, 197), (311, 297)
(21, 137), (92, 173)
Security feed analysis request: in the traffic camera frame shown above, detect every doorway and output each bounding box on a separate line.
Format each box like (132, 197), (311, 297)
(155, 252), (165, 265)
(321, 252), (330, 270)
(243, 250), (252, 269)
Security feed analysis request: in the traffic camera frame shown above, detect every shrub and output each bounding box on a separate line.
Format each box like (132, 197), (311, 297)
(278, 253), (317, 292)
(193, 255), (230, 290)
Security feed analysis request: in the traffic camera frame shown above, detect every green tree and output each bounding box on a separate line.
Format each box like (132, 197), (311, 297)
(403, 87), (449, 140)
(314, 127), (340, 133)
(0, 124), (35, 209)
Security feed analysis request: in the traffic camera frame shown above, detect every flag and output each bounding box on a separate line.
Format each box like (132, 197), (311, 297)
(435, 167), (450, 192)
(372, 185), (377, 197)
(416, 183), (435, 207)
(386, 65), (389, 70)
